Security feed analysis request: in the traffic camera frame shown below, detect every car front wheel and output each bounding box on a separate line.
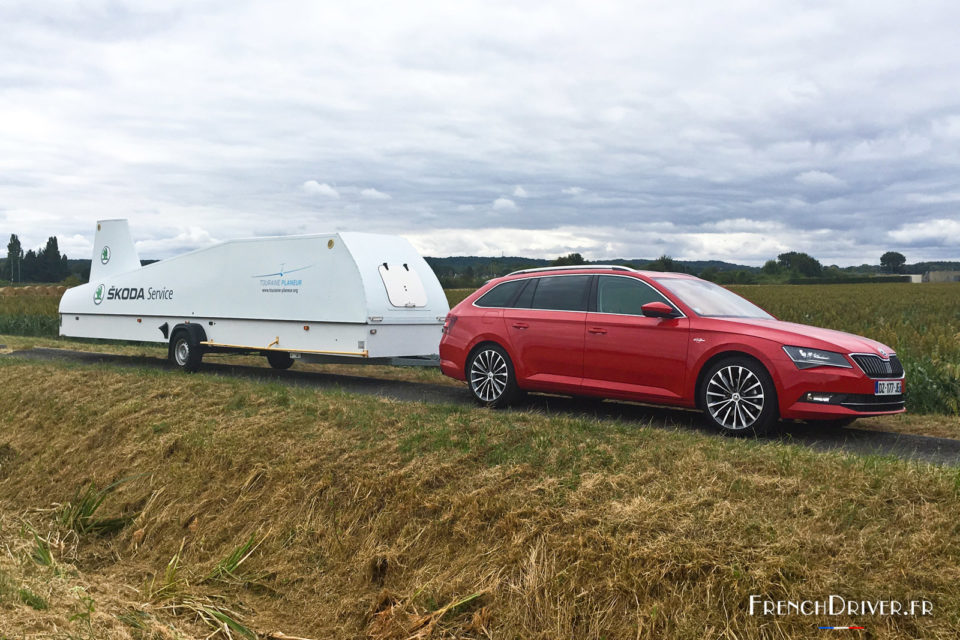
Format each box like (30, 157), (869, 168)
(467, 344), (520, 408)
(700, 357), (778, 435)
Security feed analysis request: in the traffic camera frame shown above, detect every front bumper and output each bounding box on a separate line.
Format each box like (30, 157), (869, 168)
(775, 356), (906, 420)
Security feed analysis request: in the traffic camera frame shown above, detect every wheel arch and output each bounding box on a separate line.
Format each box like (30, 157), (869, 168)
(693, 349), (778, 411)
(170, 322), (207, 345)
(464, 339), (513, 379)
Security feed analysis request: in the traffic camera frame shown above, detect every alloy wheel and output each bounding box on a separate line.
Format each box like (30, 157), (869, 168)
(470, 349), (510, 402)
(705, 365), (765, 430)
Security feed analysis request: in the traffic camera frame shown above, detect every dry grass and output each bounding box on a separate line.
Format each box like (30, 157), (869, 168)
(0, 358), (958, 638)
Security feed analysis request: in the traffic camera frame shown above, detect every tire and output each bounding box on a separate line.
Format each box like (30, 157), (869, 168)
(699, 356), (778, 436)
(266, 351), (294, 370)
(466, 344), (520, 408)
(169, 330), (204, 373)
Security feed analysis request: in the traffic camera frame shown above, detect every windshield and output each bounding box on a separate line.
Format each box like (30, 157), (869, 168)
(653, 278), (773, 319)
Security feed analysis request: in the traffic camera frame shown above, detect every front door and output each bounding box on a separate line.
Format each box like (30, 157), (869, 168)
(582, 275), (690, 401)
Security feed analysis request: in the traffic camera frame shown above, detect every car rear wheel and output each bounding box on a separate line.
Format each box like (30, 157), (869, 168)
(700, 357), (778, 435)
(467, 344), (520, 408)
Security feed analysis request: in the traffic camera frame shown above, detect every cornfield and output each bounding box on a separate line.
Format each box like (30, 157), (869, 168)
(729, 283), (960, 415)
(0, 293), (60, 338)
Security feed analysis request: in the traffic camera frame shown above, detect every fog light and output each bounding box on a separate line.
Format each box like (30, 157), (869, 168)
(804, 392), (834, 403)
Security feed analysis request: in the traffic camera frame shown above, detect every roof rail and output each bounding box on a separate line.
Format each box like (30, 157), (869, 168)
(505, 264), (637, 276)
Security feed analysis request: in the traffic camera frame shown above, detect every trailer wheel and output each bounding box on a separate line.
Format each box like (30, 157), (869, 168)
(266, 351), (294, 370)
(169, 330), (203, 372)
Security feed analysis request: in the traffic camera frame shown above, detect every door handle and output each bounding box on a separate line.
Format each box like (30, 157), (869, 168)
(587, 327), (607, 335)
(512, 322), (529, 329)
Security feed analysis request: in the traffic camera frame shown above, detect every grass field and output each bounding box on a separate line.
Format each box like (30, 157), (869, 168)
(0, 358), (958, 639)
(2, 282), (958, 414)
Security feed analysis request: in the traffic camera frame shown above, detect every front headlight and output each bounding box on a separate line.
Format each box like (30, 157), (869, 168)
(782, 346), (852, 369)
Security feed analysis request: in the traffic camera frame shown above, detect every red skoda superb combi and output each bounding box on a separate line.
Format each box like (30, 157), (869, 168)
(439, 266), (905, 434)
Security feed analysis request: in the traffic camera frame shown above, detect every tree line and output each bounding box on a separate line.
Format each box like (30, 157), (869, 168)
(0, 230), (924, 288)
(3, 234), (76, 284)
(433, 250), (916, 288)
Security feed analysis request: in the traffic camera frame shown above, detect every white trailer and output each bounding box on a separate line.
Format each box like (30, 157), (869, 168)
(59, 220), (449, 371)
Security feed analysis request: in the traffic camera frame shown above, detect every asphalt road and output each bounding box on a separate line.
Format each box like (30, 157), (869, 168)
(6, 347), (960, 466)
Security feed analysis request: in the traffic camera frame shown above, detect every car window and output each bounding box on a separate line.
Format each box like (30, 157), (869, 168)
(512, 278), (537, 308)
(597, 276), (674, 316)
(474, 279), (526, 308)
(654, 277), (772, 318)
(530, 275), (591, 311)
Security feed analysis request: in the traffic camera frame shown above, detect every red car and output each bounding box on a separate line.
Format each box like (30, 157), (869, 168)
(439, 266), (905, 434)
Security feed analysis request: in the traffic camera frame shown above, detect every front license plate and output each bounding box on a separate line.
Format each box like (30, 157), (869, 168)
(875, 380), (902, 396)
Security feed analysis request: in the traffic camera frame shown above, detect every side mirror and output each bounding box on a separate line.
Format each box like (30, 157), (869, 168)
(641, 301), (679, 319)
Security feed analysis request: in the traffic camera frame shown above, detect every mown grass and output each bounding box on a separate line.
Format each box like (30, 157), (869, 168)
(0, 358), (958, 638)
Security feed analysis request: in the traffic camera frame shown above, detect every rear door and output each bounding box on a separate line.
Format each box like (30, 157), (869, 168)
(502, 275), (592, 393)
(582, 275), (690, 401)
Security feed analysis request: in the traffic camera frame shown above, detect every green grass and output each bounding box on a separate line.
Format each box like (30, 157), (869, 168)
(57, 480), (135, 536)
(17, 588), (48, 611)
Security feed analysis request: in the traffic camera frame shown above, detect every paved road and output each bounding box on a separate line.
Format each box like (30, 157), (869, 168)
(6, 347), (960, 466)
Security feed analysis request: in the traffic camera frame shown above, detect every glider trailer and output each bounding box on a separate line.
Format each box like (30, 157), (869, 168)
(59, 220), (449, 371)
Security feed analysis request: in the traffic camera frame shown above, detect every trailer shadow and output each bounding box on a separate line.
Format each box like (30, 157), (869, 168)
(7, 347), (960, 465)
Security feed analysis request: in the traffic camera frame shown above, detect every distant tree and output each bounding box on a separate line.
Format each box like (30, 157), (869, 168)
(41, 236), (66, 281)
(761, 260), (780, 275)
(22, 249), (38, 281)
(823, 265), (843, 279)
(552, 252), (587, 266)
(777, 251), (822, 277)
(880, 251), (906, 274)
(6, 234), (22, 282)
(700, 266), (719, 282)
(644, 255), (685, 273)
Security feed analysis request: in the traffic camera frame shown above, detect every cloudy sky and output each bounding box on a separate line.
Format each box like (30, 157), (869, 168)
(2, 0), (959, 266)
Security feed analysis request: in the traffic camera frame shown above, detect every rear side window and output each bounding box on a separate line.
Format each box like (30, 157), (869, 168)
(474, 279), (526, 308)
(597, 276), (674, 316)
(530, 275), (591, 311)
(512, 278), (537, 308)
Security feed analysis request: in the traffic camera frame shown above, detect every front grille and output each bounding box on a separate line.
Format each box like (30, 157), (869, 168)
(851, 354), (903, 379)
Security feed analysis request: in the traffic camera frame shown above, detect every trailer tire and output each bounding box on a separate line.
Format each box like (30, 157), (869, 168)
(266, 351), (294, 370)
(169, 329), (204, 372)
